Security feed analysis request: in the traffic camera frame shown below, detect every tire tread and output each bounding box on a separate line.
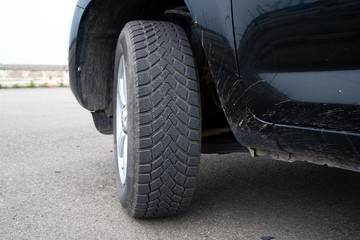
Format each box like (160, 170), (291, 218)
(123, 20), (200, 218)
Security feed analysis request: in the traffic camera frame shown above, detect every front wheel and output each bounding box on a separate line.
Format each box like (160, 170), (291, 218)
(113, 21), (201, 218)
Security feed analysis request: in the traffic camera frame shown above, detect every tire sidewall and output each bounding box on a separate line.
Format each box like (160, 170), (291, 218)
(114, 28), (138, 212)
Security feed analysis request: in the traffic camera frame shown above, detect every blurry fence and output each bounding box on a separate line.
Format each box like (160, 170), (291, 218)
(0, 64), (69, 88)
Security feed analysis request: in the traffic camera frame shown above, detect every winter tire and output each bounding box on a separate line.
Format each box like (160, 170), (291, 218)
(113, 21), (201, 218)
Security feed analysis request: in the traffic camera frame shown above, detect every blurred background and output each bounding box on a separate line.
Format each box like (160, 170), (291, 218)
(0, 0), (77, 88)
(0, 0), (77, 65)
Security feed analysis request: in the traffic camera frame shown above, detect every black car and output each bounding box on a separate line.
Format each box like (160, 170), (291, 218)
(68, 0), (360, 218)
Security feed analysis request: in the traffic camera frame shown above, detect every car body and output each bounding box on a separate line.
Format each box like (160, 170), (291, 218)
(69, 0), (360, 217)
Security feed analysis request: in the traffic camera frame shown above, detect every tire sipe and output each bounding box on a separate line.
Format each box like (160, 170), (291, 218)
(113, 21), (201, 218)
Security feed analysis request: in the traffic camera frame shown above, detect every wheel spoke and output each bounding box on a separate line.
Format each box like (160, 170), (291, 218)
(116, 129), (127, 184)
(119, 57), (127, 106)
(122, 106), (128, 133)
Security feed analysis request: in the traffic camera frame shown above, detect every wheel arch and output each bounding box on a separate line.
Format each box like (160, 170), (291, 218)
(70, 0), (238, 146)
(69, 0), (188, 120)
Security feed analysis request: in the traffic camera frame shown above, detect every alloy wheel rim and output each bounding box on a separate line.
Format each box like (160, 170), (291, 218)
(116, 55), (128, 185)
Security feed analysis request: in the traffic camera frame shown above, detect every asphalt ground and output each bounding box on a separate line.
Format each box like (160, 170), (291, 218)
(1, 88), (359, 240)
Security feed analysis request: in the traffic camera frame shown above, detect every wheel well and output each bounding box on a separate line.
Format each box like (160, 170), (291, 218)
(77, 0), (239, 150)
(75, 0), (185, 117)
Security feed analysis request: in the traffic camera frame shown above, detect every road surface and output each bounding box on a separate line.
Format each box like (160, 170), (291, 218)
(1, 88), (359, 240)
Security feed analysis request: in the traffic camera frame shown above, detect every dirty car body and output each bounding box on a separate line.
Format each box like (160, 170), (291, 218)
(69, 0), (360, 217)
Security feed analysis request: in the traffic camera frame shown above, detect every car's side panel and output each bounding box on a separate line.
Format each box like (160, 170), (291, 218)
(76, 0), (91, 9)
(232, 0), (360, 131)
(185, 0), (281, 151)
(228, 0), (360, 162)
(187, 0), (360, 163)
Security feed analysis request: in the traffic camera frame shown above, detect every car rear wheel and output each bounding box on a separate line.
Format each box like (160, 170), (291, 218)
(113, 21), (201, 218)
